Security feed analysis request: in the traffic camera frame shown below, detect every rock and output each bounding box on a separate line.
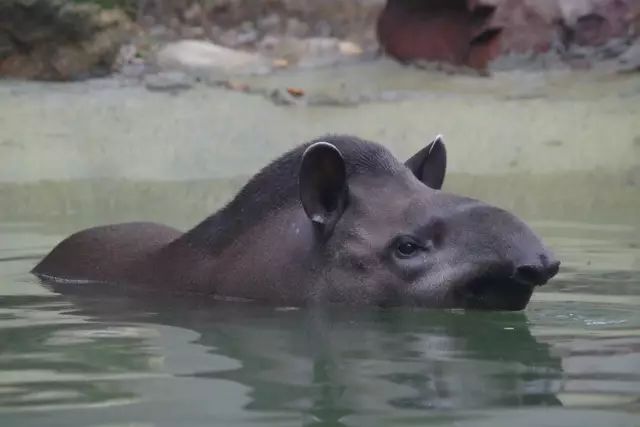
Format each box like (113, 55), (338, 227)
(168, 16), (182, 31)
(114, 43), (149, 78)
(257, 35), (282, 52)
(240, 20), (256, 33)
(181, 26), (206, 39)
(305, 37), (342, 55)
(599, 38), (633, 60)
(272, 58), (290, 68)
(0, 33), (13, 60)
(119, 61), (148, 79)
(218, 29), (241, 47)
(377, 0), (639, 70)
(487, 0), (562, 55)
(139, 14), (156, 28)
(154, 39), (267, 78)
(285, 17), (311, 38)
(558, 0), (632, 46)
(0, 0), (133, 81)
(314, 20), (334, 38)
(148, 25), (173, 39)
(257, 36), (364, 68)
(269, 88), (305, 106)
(616, 41), (640, 72)
(182, 3), (203, 25)
(235, 28), (259, 46)
(144, 71), (194, 92)
(339, 41), (364, 56)
(377, 0), (503, 69)
(257, 37), (305, 64)
(257, 13), (281, 32)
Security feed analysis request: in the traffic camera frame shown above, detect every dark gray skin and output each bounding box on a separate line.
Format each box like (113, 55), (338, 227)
(32, 135), (560, 310)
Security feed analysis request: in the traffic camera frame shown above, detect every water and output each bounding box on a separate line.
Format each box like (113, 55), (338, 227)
(1, 218), (639, 427)
(1, 63), (639, 426)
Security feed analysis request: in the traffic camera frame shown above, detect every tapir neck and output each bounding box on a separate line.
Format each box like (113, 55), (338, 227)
(155, 205), (320, 304)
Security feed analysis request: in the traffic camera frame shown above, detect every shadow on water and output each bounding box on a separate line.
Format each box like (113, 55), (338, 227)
(0, 281), (565, 426)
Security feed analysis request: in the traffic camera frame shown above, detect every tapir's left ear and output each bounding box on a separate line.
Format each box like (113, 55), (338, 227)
(404, 135), (447, 190)
(299, 142), (349, 235)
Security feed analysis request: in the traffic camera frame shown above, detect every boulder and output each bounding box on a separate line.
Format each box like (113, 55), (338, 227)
(258, 36), (364, 68)
(377, 0), (489, 67)
(377, 0), (640, 70)
(487, 0), (562, 54)
(0, 0), (133, 81)
(558, 0), (632, 46)
(616, 39), (640, 72)
(154, 39), (267, 78)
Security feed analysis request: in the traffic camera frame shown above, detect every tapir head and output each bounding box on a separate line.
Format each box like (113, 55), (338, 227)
(299, 136), (559, 310)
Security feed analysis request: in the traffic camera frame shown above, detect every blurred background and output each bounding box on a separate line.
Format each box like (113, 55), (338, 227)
(0, 0), (639, 229)
(1, 2), (640, 426)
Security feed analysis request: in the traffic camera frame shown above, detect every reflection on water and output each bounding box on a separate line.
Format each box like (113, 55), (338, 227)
(0, 217), (639, 427)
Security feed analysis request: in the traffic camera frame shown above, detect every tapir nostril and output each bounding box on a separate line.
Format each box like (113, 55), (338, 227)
(547, 260), (560, 278)
(514, 259), (560, 286)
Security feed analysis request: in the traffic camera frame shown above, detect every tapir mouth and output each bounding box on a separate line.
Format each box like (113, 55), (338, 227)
(446, 255), (560, 311)
(460, 273), (536, 311)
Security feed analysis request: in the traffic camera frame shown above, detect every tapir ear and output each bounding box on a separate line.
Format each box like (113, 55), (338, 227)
(299, 142), (349, 234)
(405, 135), (447, 189)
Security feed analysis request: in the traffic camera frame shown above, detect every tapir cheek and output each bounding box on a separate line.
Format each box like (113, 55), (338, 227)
(388, 252), (431, 282)
(333, 247), (378, 274)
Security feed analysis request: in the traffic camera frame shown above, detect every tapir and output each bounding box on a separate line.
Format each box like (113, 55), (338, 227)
(32, 135), (560, 310)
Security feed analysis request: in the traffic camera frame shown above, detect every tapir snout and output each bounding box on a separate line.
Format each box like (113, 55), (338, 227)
(406, 198), (561, 310)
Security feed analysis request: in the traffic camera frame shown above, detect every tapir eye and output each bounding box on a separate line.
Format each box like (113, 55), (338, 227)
(394, 237), (424, 259)
(398, 242), (419, 257)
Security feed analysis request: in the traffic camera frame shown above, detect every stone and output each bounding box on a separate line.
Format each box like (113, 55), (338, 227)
(258, 13), (281, 32)
(257, 37), (305, 63)
(377, 0), (639, 70)
(299, 38), (364, 67)
(183, 2), (203, 24)
(616, 40), (640, 72)
(339, 41), (364, 56)
(168, 16), (182, 31)
(235, 29), (259, 46)
(377, 0), (501, 69)
(558, 0), (632, 46)
(0, 0), (133, 80)
(487, 0), (562, 55)
(272, 58), (290, 68)
(269, 88), (304, 106)
(257, 36), (363, 68)
(218, 29), (241, 47)
(0, 33), (14, 61)
(257, 35), (282, 53)
(314, 20), (334, 38)
(148, 25), (172, 39)
(144, 71), (194, 92)
(181, 26), (206, 39)
(240, 21), (256, 33)
(285, 17), (311, 38)
(599, 38), (633, 59)
(154, 39), (267, 78)
(113, 43), (148, 78)
(305, 37), (341, 55)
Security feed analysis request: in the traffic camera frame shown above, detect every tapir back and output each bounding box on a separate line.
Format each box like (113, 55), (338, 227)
(32, 222), (181, 284)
